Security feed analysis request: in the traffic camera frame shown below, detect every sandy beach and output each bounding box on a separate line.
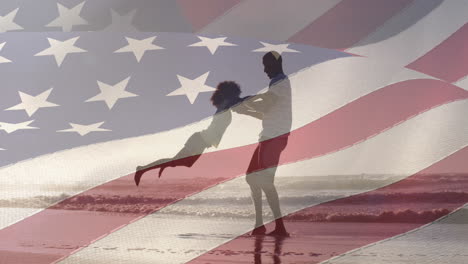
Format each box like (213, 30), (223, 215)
(3, 208), (466, 264)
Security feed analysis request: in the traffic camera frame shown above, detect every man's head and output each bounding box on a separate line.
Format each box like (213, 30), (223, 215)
(211, 81), (241, 107)
(263, 51), (283, 79)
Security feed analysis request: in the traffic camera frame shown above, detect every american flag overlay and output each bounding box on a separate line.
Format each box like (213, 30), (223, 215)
(0, 1), (467, 263)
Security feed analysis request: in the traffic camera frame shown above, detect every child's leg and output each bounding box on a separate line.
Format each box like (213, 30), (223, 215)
(135, 132), (208, 185)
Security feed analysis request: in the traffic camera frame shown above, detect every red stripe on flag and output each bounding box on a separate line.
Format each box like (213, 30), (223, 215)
(288, 0), (414, 50)
(406, 24), (468, 83)
(0, 80), (466, 263)
(190, 146), (468, 264)
(176, 0), (242, 32)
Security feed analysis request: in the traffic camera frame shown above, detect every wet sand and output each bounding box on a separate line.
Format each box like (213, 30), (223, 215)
(190, 222), (420, 264)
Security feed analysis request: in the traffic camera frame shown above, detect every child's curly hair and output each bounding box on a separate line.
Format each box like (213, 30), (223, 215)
(210, 81), (241, 107)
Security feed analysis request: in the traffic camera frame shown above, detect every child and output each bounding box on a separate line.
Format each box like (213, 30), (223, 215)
(134, 81), (252, 186)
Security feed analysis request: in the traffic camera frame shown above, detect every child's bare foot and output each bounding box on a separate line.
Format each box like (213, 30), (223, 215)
(158, 165), (168, 178)
(134, 166), (144, 186)
(250, 225), (266, 236)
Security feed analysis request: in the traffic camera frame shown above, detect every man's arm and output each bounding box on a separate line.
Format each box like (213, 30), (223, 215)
(232, 103), (263, 119)
(244, 91), (278, 114)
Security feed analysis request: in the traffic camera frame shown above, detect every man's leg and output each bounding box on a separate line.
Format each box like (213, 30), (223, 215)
(258, 138), (289, 236)
(262, 180), (281, 218)
(249, 183), (265, 231)
(246, 145), (266, 235)
(262, 180), (288, 235)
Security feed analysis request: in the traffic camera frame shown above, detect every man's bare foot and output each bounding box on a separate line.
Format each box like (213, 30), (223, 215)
(250, 225), (266, 236)
(266, 229), (290, 237)
(134, 166), (144, 186)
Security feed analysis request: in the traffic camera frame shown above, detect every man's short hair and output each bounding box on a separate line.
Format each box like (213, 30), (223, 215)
(263, 51), (282, 64)
(211, 81), (241, 107)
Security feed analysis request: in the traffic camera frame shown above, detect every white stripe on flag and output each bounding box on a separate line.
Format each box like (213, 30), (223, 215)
(455, 75), (468, 91)
(221, 56), (436, 149)
(199, 0), (342, 40)
(347, 0), (468, 66)
(60, 99), (468, 264)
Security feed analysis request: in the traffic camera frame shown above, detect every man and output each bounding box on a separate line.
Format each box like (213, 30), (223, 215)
(236, 51), (292, 236)
(135, 52), (291, 237)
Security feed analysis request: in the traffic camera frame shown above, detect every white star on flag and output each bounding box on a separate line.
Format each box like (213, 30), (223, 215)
(0, 120), (38, 134)
(6, 88), (59, 117)
(188, 36), (237, 54)
(34, 37), (87, 66)
(0, 8), (23, 32)
(114, 36), (164, 62)
(167, 72), (215, 104)
(85, 77), (138, 109)
(57, 122), (111, 136)
(46, 2), (89, 32)
(0, 42), (11, 63)
(103, 9), (138, 32)
(252, 41), (300, 54)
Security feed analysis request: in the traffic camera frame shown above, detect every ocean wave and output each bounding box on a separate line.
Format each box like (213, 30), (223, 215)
(0, 191), (464, 222)
(330, 191), (468, 205)
(158, 207), (452, 223)
(2, 191), (467, 208)
(284, 208), (451, 223)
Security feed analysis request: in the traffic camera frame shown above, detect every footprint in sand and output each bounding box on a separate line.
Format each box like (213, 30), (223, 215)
(128, 247), (146, 251)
